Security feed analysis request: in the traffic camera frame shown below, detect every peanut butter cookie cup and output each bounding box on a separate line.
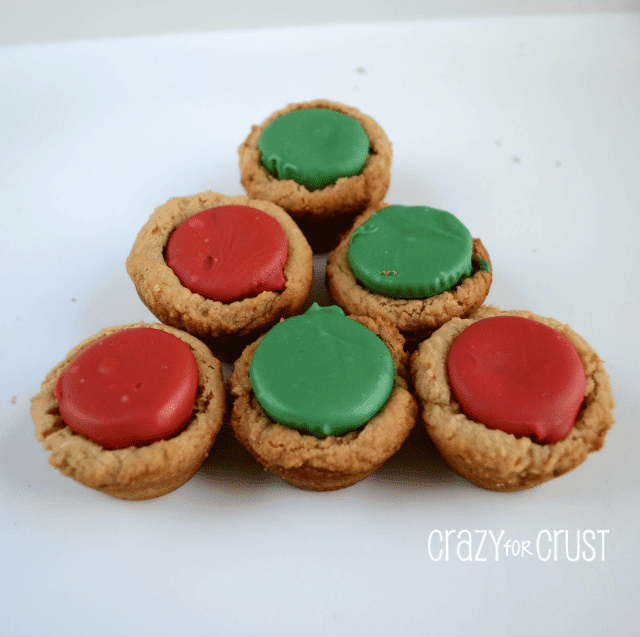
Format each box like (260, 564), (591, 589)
(326, 203), (492, 341)
(238, 99), (392, 252)
(31, 322), (227, 500)
(227, 305), (417, 491)
(410, 306), (615, 491)
(126, 191), (313, 357)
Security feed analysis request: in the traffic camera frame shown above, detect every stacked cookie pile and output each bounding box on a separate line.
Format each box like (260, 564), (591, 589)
(31, 99), (614, 499)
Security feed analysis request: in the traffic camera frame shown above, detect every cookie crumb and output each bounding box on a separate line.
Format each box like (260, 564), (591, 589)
(379, 270), (398, 276)
(514, 157), (520, 163)
(356, 66), (365, 74)
(11, 396), (17, 404)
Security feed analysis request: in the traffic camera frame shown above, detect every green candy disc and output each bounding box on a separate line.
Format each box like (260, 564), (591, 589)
(347, 205), (474, 299)
(249, 304), (395, 437)
(257, 108), (370, 191)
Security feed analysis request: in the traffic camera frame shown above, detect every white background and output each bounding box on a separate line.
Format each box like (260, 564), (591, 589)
(1, 3), (639, 637)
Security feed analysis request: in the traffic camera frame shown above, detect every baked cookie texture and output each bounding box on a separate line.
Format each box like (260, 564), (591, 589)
(410, 306), (615, 492)
(228, 315), (418, 491)
(126, 191), (313, 354)
(326, 204), (492, 340)
(31, 322), (227, 500)
(238, 99), (392, 252)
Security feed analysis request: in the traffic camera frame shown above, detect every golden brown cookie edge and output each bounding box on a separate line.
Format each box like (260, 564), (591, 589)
(409, 306), (615, 492)
(326, 204), (493, 338)
(227, 314), (418, 491)
(30, 322), (227, 500)
(238, 99), (392, 251)
(125, 191), (313, 345)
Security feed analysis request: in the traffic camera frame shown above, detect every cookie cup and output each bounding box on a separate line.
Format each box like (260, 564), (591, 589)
(326, 204), (492, 341)
(238, 99), (392, 252)
(228, 315), (418, 491)
(126, 191), (313, 358)
(410, 306), (615, 492)
(31, 322), (227, 500)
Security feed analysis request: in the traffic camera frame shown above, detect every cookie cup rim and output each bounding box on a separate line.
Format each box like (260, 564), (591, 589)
(409, 305), (615, 492)
(126, 191), (313, 341)
(30, 322), (227, 500)
(227, 313), (418, 491)
(326, 203), (493, 338)
(238, 99), (392, 221)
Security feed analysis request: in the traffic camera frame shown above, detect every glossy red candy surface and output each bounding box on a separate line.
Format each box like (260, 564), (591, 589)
(165, 205), (288, 302)
(54, 327), (199, 449)
(447, 316), (586, 443)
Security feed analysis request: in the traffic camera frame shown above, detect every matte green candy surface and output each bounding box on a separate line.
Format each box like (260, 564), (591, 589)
(257, 108), (370, 191)
(347, 205), (474, 299)
(249, 304), (395, 437)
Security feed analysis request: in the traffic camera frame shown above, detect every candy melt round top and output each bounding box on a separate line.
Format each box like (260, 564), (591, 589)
(257, 108), (370, 191)
(447, 316), (586, 444)
(249, 304), (395, 437)
(347, 205), (475, 299)
(165, 205), (288, 303)
(54, 327), (199, 449)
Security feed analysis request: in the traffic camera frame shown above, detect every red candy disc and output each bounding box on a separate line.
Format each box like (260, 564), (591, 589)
(447, 316), (586, 443)
(165, 205), (288, 303)
(54, 327), (199, 449)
